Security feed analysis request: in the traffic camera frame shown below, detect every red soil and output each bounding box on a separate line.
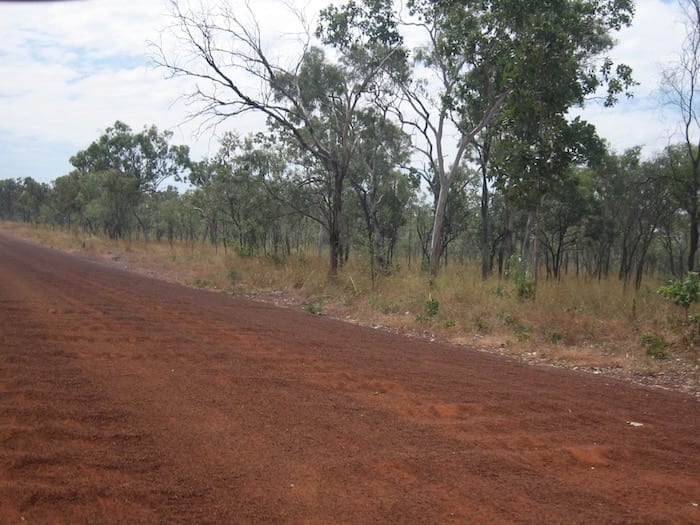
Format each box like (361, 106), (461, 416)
(0, 231), (698, 523)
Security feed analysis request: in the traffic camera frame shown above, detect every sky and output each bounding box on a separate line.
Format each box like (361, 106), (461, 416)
(0, 0), (689, 186)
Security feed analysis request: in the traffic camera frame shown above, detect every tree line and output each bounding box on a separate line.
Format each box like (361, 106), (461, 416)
(1, 0), (699, 288)
(0, 120), (696, 289)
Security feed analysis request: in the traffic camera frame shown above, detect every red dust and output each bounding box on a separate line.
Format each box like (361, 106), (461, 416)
(0, 231), (698, 523)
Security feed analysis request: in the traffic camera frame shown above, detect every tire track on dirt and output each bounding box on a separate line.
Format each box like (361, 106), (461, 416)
(0, 232), (698, 523)
(0, 249), (167, 522)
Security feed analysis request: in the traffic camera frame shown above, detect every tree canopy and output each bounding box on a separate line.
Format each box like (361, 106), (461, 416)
(5, 0), (700, 287)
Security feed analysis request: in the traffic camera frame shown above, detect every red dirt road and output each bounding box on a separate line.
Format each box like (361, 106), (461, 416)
(0, 232), (698, 524)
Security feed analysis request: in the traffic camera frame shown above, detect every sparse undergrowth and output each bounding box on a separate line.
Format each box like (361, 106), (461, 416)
(4, 222), (698, 397)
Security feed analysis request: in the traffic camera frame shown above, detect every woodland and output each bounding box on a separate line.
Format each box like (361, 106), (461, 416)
(0, 0), (698, 293)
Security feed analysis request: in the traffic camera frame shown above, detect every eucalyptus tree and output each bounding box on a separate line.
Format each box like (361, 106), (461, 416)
(347, 107), (415, 279)
(191, 132), (288, 255)
(51, 171), (83, 230)
(76, 169), (140, 239)
(0, 179), (22, 221)
(493, 115), (605, 282)
(661, 0), (700, 271)
(154, 0), (403, 276)
(70, 121), (190, 239)
(149, 186), (186, 246)
(539, 169), (594, 280)
(623, 157), (677, 289)
(657, 144), (695, 274)
(17, 177), (50, 224)
(376, 0), (635, 276)
(582, 148), (675, 288)
(70, 121), (190, 194)
(0, 177), (46, 224)
(188, 158), (225, 247)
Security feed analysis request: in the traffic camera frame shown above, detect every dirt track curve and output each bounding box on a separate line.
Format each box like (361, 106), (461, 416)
(0, 231), (698, 524)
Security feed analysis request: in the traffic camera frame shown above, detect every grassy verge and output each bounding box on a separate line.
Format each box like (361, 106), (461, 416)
(4, 222), (697, 396)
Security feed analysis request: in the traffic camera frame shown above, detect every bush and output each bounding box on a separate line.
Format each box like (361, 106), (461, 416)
(640, 333), (669, 360)
(545, 330), (564, 344)
(227, 267), (242, 284)
(305, 299), (324, 315)
(416, 295), (440, 322)
(506, 255), (536, 301)
(474, 316), (489, 333)
(658, 272), (699, 351)
(425, 295), (440, 317)
(513, 323), (533, 343)
(658, 271), (699, 319)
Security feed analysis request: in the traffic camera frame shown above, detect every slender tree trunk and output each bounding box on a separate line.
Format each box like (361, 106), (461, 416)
(429, 181), (450, 276)
(478, 140), (492, 279)
(328, 181), (343, 277)
(688, 205), (698, 272)
(521, 210), (534, 264)
(133, 210), (149, 243)
(480, 170), (491, 279)
(532, 199), (541, 284)
(317, 222), (324, 260)
(329, 225), (340, 276)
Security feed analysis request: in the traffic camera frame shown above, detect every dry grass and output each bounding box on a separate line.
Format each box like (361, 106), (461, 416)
(4, 222), (697, 395)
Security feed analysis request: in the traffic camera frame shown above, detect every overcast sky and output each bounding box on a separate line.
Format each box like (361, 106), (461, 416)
(0, 0), (688, 186)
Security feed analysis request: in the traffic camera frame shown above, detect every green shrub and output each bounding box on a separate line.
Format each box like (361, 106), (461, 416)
(369, 296), (401, 314)
(516, 279), (536, 301)
(545, 330), (564, 344)
(640, 333), (669, 360)
(415, 296), (440, 322)
(305, 299), (324, 315)
(506, 255), (536, 301)
(425, 295), (440, 317)
(497, 310), (516, 326)
(474, 316), (489, 333)
(513, 323), (533, 343)
(227, 267), (242, 284)
(658, 271), (699, 319)
(658, 272), (699, 350)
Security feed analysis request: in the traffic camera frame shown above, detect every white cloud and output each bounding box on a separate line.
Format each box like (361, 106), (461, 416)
(0, 1), (168, 145)
(0, 0), (692, 183)
(575, 0), (687, 156)
(0, 0), (332, 183)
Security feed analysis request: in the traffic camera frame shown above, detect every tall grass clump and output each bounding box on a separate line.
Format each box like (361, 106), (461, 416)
(3, 222), (689, 368)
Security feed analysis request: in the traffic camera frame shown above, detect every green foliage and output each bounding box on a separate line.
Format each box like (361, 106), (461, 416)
(369, 296), (401, 314)
(497, 310), (532, 342)
(506, 256), (536, 301)
(305, 299), (325, 315)
(70, 121), (190, 193)
(227, 267), (242, 284)
(640, 333), (669, 360)
(474, 316), (489, 333)
(497, 310), (516, 326)
(659, 273), (700, 350)
(513, 323), (533, 343)
(425, 295), (440, 317)
(658, 272), (700, 315)
(59, 121), (190, 240)
(545, 330), (564, 344)
(516, 279), (536, 302)
(416, 295), (440, 322)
